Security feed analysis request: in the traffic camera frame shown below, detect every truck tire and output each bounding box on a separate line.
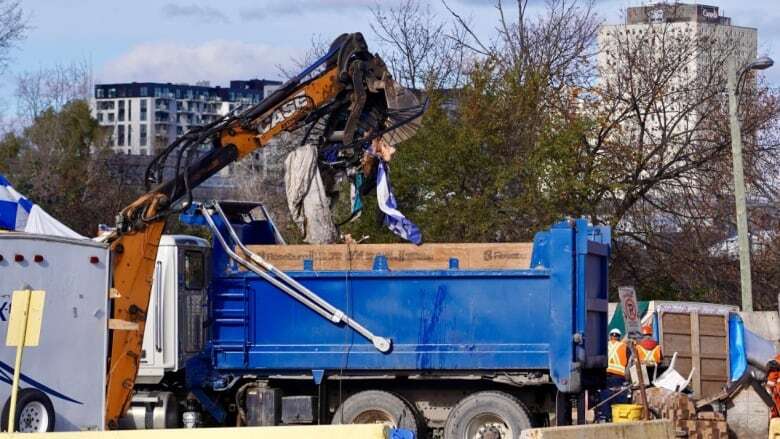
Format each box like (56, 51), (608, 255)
(444, 391), (531, 439)
(331, 390), (422, 435)
(1, 388), (55, 432)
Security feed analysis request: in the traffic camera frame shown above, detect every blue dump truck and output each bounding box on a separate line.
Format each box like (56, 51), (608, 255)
(125, 201), (610, 438)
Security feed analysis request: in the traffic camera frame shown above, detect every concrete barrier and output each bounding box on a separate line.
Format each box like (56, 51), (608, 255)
(1, 424), (404, 439)
(769, 417), (780, 439)
(520, 420), (674, 439)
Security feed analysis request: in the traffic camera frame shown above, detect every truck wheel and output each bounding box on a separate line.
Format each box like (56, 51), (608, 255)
(1, 389), (55, 432)
(444, 391), (531, 439)
(331, 390), (422, 435)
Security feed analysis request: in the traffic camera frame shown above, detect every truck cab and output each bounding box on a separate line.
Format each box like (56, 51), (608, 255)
(138, 235), (209, 385)
(125, 202), (284, 429)
(123, 235), (209, 429)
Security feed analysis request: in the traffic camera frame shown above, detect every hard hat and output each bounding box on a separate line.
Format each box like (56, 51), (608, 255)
(642, 325), (653, 336)
(609, 328), (622, 336)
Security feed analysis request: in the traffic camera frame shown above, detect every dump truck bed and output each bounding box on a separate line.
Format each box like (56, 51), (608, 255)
(205, 219), (610, 393)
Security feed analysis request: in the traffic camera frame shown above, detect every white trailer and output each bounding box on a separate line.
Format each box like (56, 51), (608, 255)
(0, 233), (110, 432)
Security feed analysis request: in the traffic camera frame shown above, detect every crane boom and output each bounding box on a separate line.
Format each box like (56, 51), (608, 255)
(102, 32), (424, 428)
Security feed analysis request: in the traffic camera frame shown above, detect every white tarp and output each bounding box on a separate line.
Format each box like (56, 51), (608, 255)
(284, 144), (338, 244)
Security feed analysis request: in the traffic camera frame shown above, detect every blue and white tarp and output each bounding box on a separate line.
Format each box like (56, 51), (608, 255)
(0, 174), (85, 239)
(376, 161), (422, 245)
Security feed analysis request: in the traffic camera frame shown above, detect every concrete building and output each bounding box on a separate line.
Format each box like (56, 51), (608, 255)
(597, 3), (758, 140)
(91, 79), (282, 155)
(599, 3), (757, 87)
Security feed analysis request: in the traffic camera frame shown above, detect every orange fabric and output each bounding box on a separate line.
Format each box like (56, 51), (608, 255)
(769, 368), (780, 418)
(639, 338), (658, 350)
(637, 344), (662, 366)
(607, 339), (629, 377)
(642, 325), (653, 336)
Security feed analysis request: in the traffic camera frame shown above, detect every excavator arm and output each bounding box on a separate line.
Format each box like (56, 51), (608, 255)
(103, 33), (424, 428)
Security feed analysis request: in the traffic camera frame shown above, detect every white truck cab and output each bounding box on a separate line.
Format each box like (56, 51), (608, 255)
(137, 235), (209, 384)
(121, 235), (209, 429)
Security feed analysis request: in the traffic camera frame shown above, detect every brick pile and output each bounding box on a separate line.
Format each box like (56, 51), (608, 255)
(637, 388), (728, 438)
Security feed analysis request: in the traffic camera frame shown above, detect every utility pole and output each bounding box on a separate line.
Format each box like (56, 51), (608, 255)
(726, 56), (753, 312)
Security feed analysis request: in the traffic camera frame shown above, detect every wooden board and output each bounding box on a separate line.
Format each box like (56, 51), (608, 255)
(660, 311), (729, 400)
(245, 242), (533, 271)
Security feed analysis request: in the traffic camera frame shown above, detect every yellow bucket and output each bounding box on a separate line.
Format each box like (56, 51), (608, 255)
(612, 404), (642, 423)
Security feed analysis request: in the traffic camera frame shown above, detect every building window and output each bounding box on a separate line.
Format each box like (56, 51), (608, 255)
(117, 125), (125, 146)
(96, 88), (104, 98)
(118, 100), (125, 122)
(154, 87), (161, 97)
(127, 125), (132, 145)
(108, 113), (115, 122)
(140, 99), (147, 121)
(140, 86), (148, 97)
(140, 124), (147, 146)
(128, 100), (132, 120)
(97, 112), (103, 122)
(108, 88), (116, 98)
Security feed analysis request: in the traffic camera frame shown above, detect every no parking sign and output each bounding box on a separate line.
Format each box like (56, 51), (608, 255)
(618, 286), (642, 339)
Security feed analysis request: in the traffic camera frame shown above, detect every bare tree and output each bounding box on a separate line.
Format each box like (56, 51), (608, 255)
(370, 0), (466, 89)
(585, 13), (780, 304)
(443, 0), (599, 89)
(276, 34), (330, 79)
(407, 0), (780, 305)
(0, 0), (26, 73)
(15, 59), (94, 125)
(588, 16), (776, 226)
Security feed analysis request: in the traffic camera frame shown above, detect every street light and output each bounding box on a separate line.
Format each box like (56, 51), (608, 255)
(726, 55), (774, 312)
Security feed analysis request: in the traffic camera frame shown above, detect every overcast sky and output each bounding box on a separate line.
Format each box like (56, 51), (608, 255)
(9, 0), (780, 92)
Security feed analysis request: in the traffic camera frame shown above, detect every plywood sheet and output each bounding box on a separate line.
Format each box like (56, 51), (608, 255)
(699, 315), (727, 336)
(245, 242), (533, 271)
(660, 311), (728, 400)
(662, 313), (692, 334)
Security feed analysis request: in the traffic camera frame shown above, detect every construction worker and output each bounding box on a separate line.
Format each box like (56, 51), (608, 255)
(637, 325), (662, 367)
(766, 355), (780, 418)
(598, 328), (630, 422)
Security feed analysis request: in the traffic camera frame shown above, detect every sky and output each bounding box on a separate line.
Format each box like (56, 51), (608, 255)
(6, 0), (780, 97)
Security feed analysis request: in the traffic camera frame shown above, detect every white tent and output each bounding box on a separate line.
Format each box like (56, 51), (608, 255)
(0, 174), (85, 239)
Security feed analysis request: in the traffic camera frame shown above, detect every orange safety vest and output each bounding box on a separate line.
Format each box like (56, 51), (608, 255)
(607, 340), (629, 376)
(636, 344), (662, 366)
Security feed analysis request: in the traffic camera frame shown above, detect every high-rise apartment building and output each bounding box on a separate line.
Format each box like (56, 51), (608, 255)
(91, 79), (282, 155)
(599, 3), (757, 84)
(598, 3), (757, 137)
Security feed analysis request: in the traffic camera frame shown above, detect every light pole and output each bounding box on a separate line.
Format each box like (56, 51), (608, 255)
(726, 55), (773, 312)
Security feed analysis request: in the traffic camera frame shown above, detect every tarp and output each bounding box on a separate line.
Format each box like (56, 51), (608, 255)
(376, 161), (422, 245)
(284, 144), (338, 244)
(0, 174), (85, 239)
(729, 313), (748, 382)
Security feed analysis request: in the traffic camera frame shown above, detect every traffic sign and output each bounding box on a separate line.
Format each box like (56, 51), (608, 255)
(6, 290), (45, 347)
(618, 286), (642, 339)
